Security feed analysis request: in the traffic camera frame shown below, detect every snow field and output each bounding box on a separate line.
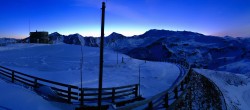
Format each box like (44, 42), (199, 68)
(0, 44), (180, 109)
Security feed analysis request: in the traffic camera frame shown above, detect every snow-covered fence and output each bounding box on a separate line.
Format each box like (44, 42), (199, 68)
(0, 65), (79, 103)
(78, 84), (139, 104)
(0, 65), (140, 106)
(116, 59), (191, 110)
(116, 58), (227, 110)
(0, 61), (227, 109)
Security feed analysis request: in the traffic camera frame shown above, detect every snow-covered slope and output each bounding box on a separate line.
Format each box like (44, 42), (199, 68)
(194, 69), (250, 110)
(0, 79), (74, 110)
(0, 43), (181, 109)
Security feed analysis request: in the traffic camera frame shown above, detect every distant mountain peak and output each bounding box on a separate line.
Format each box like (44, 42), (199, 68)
(107, 32), (126, 39)
(144, 29), (170, 34)
(141, 29), (205, 38)
(68, 33), (84, 38)
(49, 32), (62, 36)
(140, 29), (173, 38)
(69, 33), (80, 36)
(109, 32), (124, 36)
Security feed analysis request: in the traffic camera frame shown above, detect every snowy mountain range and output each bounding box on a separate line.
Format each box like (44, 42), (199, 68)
(0, 38), (17, 45)
(18, 29), (250, 75)
(1, 30), (250, 109)
(45, 29), (250, 74)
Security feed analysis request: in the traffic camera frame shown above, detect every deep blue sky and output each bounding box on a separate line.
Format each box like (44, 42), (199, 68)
(0, 0), (250, 38)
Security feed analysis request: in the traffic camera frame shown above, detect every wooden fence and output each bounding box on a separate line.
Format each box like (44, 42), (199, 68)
(116, 59), (191, 110)
(0, 65), (139, 106)
(117, 58), (227, 110)
(0, 59), (227, 109)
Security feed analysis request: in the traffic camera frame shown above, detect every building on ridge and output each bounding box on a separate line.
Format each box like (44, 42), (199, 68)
(30, 30), (49, 43)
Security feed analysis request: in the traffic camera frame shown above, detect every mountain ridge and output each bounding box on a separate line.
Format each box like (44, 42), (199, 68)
(8, 29), (250, 74)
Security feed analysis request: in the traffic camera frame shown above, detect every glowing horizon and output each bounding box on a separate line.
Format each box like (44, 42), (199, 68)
(1, 0), (250, 38)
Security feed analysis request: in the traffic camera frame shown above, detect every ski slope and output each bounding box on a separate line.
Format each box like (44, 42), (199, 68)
(0, 43), (180, 109)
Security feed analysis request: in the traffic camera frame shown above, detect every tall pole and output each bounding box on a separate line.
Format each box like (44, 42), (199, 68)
(98, 2), (105, 109)
(139, 65), (141, 96)
(114, 42), (118, 64)
(116, 43), (118, 64)
(79, 37), (84, 107)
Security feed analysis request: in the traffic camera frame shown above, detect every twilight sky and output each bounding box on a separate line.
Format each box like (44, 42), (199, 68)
(0, 0), (250, 38)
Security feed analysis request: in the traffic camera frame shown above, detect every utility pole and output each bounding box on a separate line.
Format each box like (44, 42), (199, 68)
(98, 2), (105, 110)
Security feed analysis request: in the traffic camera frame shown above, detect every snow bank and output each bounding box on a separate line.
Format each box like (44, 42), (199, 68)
(0, 80), (75, 110)
(194, 69), (250, 110)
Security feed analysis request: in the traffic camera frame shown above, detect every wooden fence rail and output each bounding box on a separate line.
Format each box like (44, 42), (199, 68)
(117, 59), (191, 110)
(0, 58), (227, 109)
(117, 58), (227, 110)
(78, 84), (138, 103)
(0, 65), (139, 106)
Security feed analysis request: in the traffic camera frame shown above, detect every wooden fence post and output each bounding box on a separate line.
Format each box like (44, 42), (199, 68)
(135, 84), (139, 97)
(180, 82), (184, 91)
(11, 71), (14, 83)
(188, 86), (192, 109)
(174, 87), (178, 99)
(80, 88), (84, 107)
(34, 78), (38, 88)
(112, 88), (115, 103)
(122, 57), (124, 63)
(186, 74), (190, 83)
(164, 93), (169, 108)
(183, 77), (187, 84)
(148, 101), (153, 110)
(68, 86), (71, 103)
